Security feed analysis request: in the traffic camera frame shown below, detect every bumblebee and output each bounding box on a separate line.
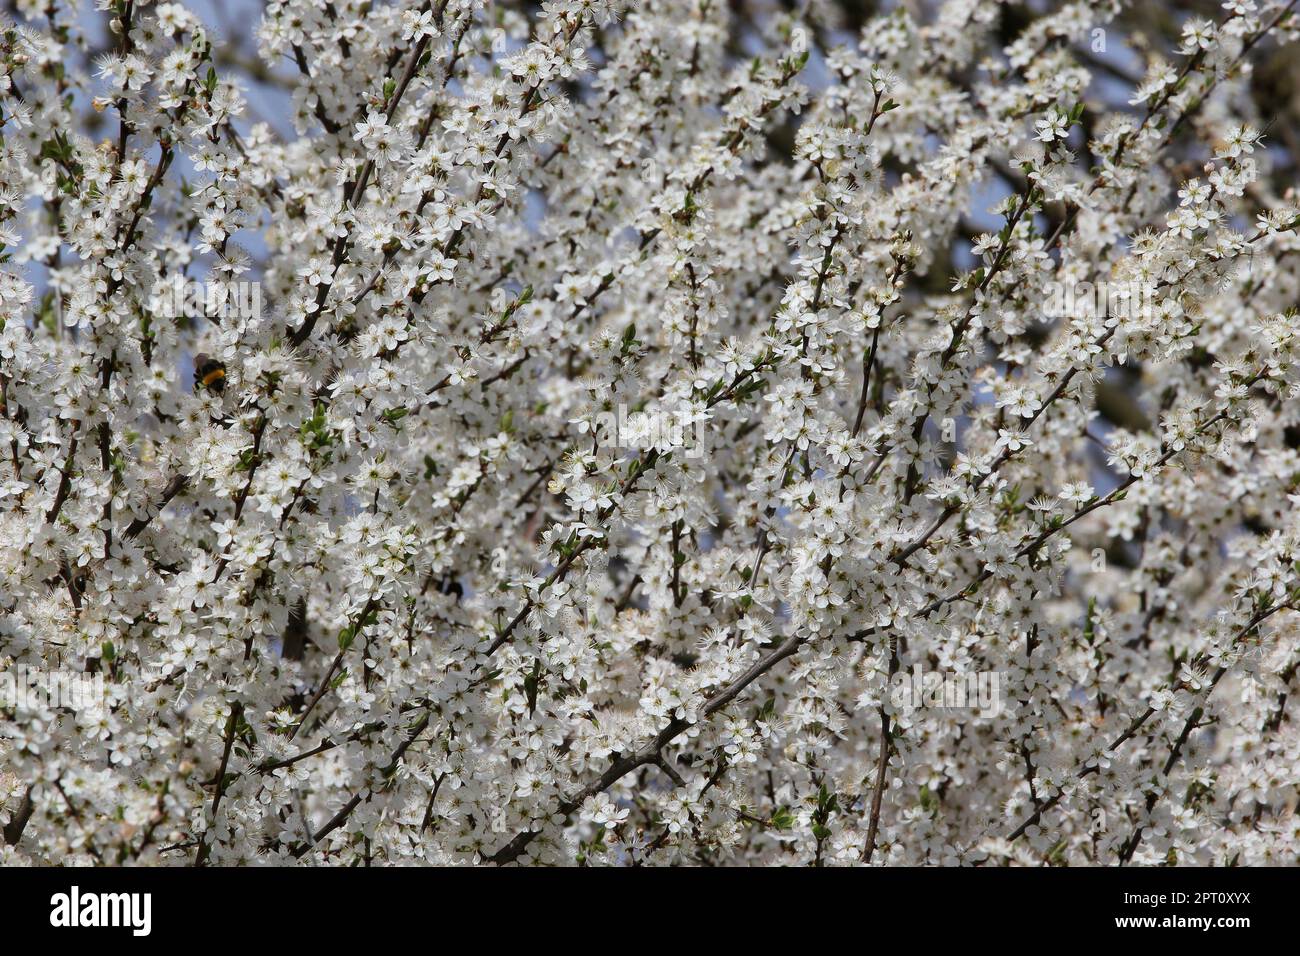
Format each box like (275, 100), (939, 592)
(194, 353), (226, 394)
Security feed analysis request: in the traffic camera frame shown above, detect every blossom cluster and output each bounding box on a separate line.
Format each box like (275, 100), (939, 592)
(1, 0), (1299, 866)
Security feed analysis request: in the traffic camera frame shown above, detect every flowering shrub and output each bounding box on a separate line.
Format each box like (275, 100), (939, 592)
(1, 0), (1299, 867)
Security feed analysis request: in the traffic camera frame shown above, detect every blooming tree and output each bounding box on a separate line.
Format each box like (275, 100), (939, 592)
(1, 0), (1300, 866)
